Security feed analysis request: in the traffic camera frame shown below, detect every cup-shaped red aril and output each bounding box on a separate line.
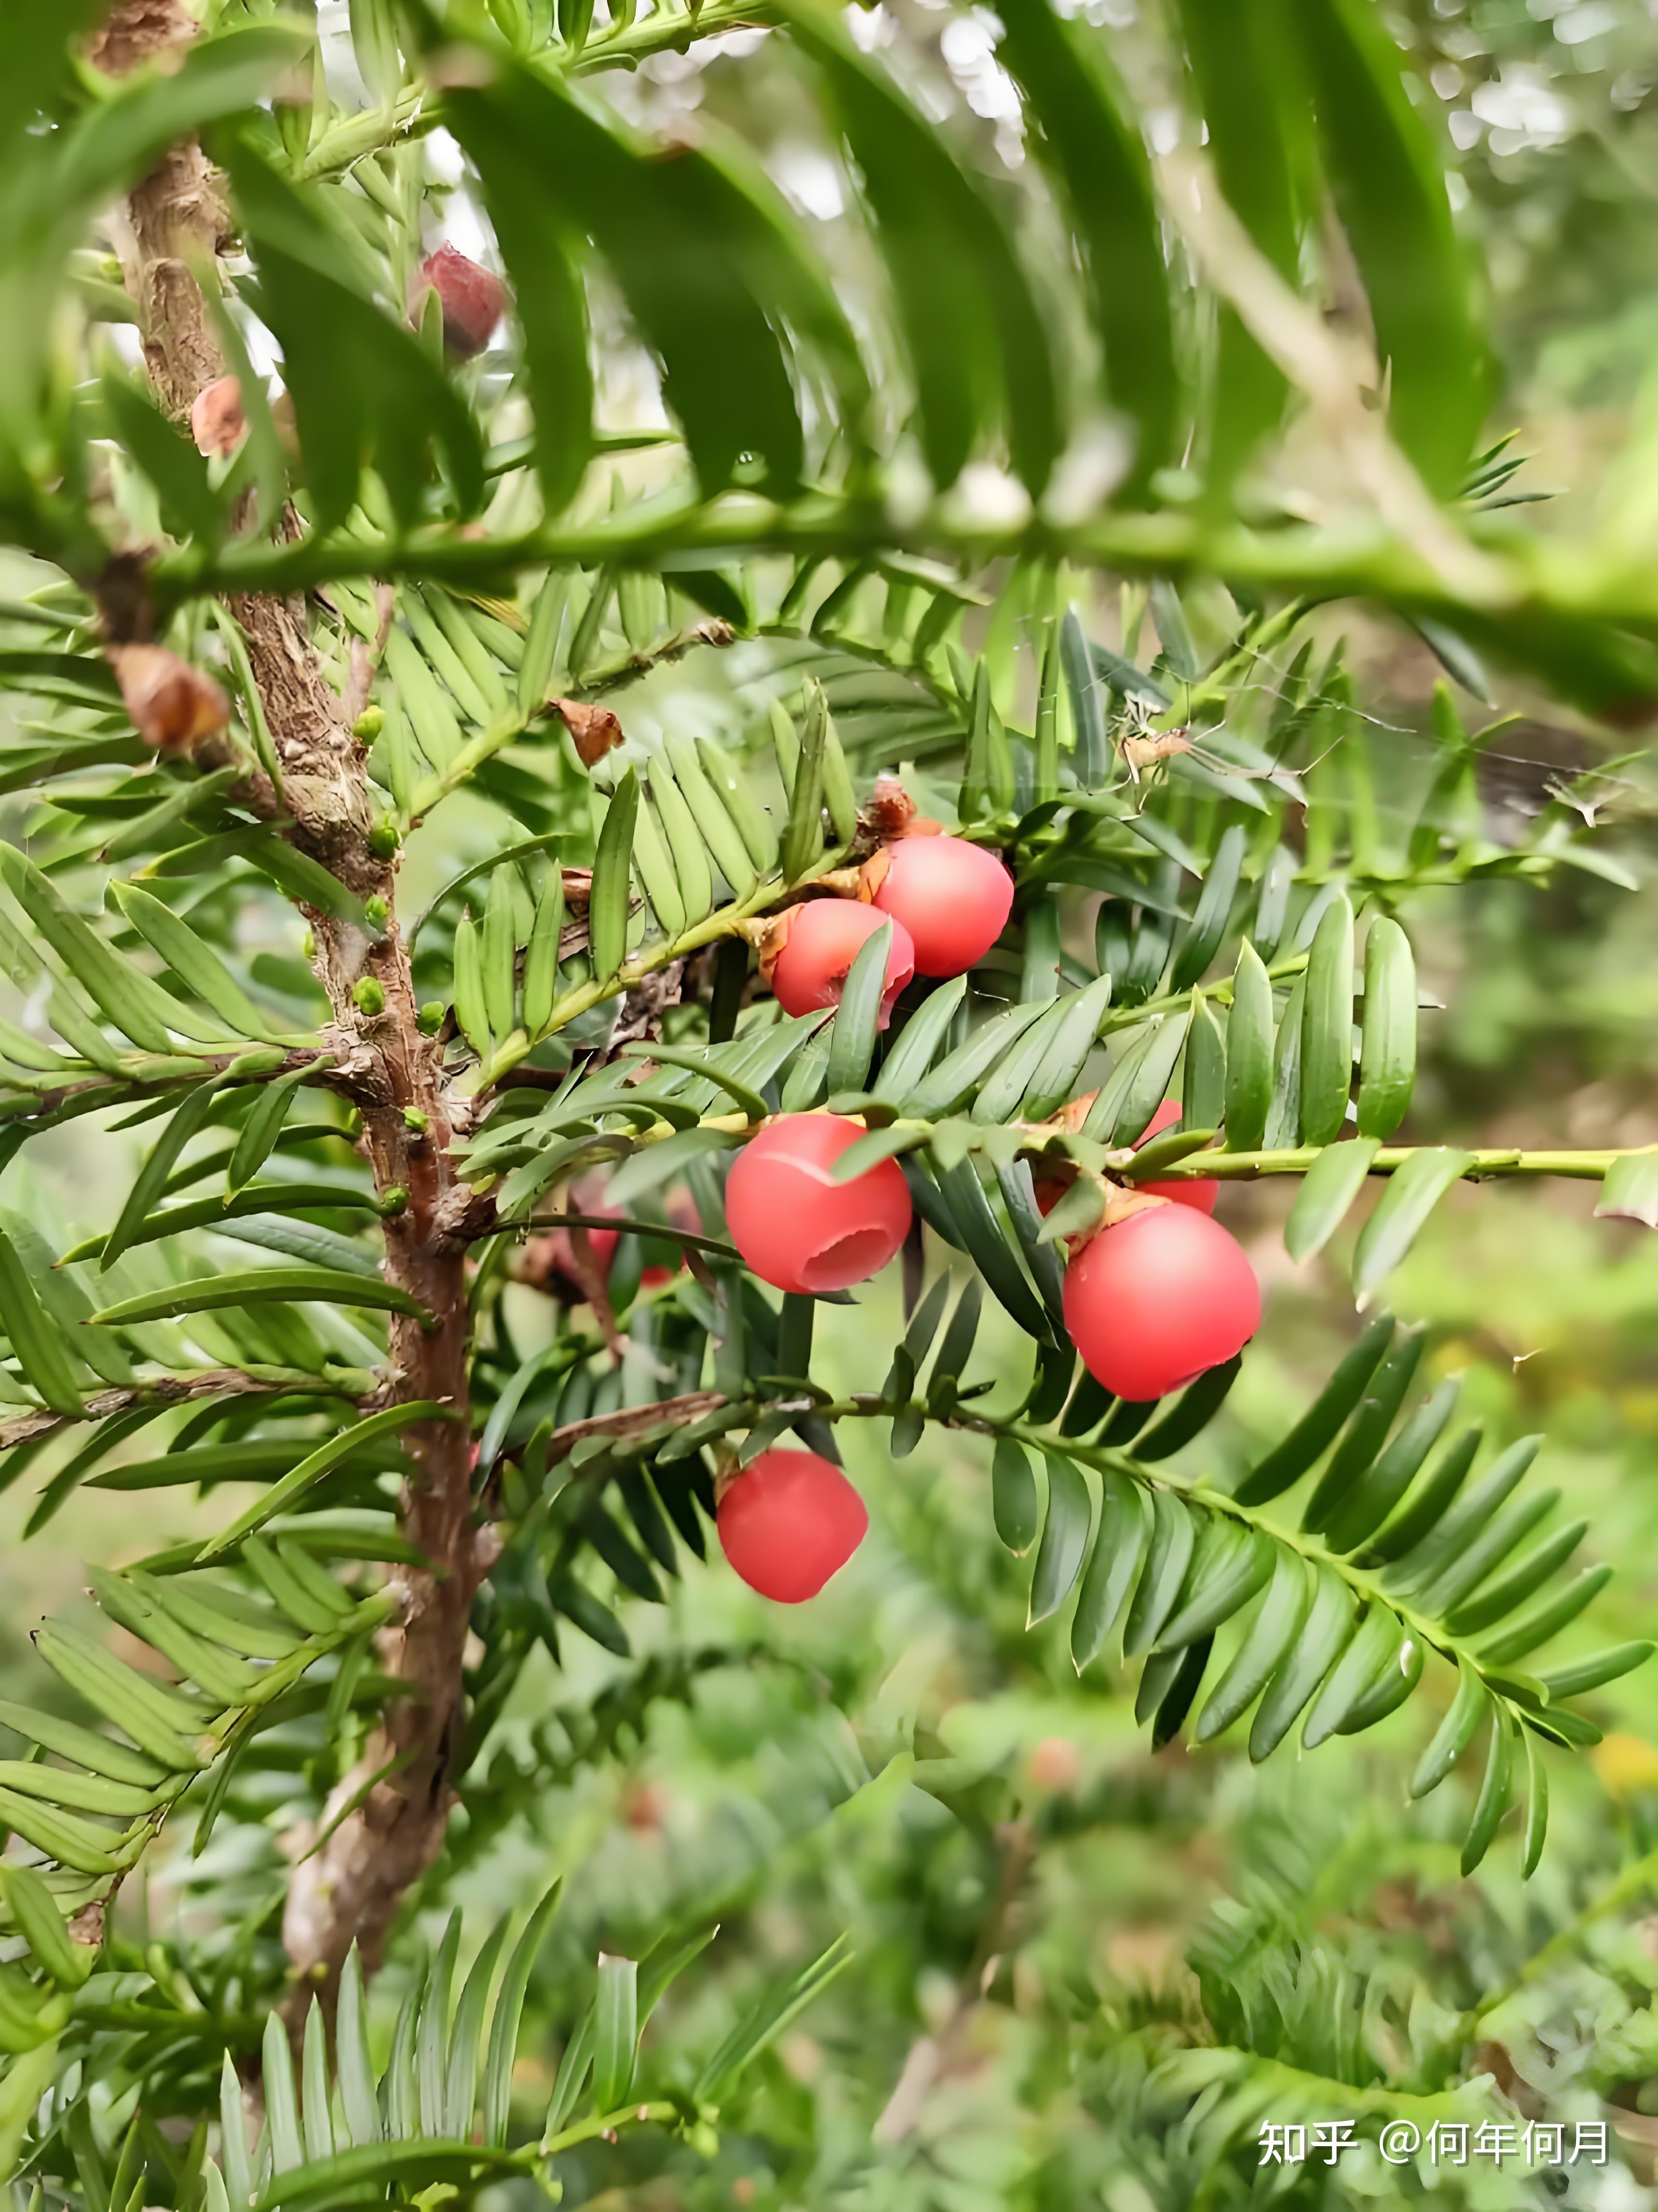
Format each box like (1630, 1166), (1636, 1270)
(870, 835), (1013, 977)
(718, 1448), (868, 1601)
(769, 901), (915, 1022)
(725, 1114), (912, 1295)
(1131, 1099), (1219, 1215)
(1063, 1202), (1260, 1401)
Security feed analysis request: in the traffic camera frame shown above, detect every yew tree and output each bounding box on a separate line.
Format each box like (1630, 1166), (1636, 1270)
(0, 0), (1651, 2201)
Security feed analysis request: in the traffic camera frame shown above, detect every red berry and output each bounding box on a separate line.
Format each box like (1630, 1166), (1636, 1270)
(1063, 1202), (1260, 1400)
(769, 901), (915, 1023)
(1132, 1099), (1218, 1215)
(416, 245), (506, 360)
(725, 1114), (911, 1295)
(869, 835), (1013, 977)
(717, 1448), (868, 1601)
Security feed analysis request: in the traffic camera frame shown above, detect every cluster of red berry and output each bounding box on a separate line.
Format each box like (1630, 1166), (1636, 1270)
(714, 832), (1262, 1608)
(537, 830), (1261, 1606)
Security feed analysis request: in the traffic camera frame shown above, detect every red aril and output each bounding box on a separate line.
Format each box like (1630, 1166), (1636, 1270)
(868, 835), (1013, 977)
(1132, 1099), (1219, 1214)
(1063, 1201), (1259, 1400)
(769, 901), (914, 1022)
(718, 1448), (868, 1601)
(725, 1114), (911, 1295)
(414, 245), (506, 359)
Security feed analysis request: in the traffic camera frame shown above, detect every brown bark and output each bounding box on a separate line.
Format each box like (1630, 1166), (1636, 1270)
(95, 0), (483, 2007)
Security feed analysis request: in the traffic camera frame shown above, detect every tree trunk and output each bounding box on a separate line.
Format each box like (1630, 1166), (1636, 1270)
(95, 0), (481, 2017)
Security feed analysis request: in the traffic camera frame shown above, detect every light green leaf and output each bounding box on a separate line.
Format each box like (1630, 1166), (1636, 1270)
(1356, 916), (1416, 1140)
(592, 1952), (639, 2114)
(1351, 1148), (1473, 1300)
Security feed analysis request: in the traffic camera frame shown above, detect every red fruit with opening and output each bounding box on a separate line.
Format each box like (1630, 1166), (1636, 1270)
(725, 1114), (911, 1295)
(1132, 1099), (1219, 1214)
(1063, 1201), (1260, 1401)
(769, 900), (915, 1023)
(869, 834), (1013, 977)
(717, 1448), (868, 1602)
(416, 244), (506, 360)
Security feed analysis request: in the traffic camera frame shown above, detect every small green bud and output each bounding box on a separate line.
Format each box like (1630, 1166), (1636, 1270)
(352, 703), (383, 742)
(301, 927), (316, 959)
(417, 1000), (446, 1035)
(379, 1184), (410, 1216)
(364, 894), (391, 932)
(352, 977), (387, 1017)
(402, 1106), (430, 1133)
(367, 816), (402, 859)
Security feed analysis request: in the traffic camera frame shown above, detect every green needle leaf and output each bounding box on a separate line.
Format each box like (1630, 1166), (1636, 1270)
(198, 1401), (453, 1561)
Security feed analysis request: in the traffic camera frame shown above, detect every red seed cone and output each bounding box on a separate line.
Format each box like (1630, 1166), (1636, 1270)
(1063, 1201), (1259, 1401)
(868, 834), (1012, 977)
(717, 1448), (868, 1601)
(725, 1114), (911, 1295)
(768, 900), (915, 1022)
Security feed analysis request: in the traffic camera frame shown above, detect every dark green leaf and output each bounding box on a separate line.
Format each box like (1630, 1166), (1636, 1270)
(1070, 1471), (1150, 1671)
(992, 1437), (1040, 1556)
(1178, 0), (1299, 486)
(1284, 1137), (1378, 1264)
(1460, 1718), (1513, 1875)
(89, 1268), (430, 1328)
(787, 6), (1058, 491)
(1122, 1488), (1197, 1657)
(1292, 0), (1485, 492)
(1232, 1314), (1393, 1506)
(1409, 1658), (1489, 1798)
(1355, 916), (1416, 1140)
(1192, 1548), (1310, 1743)
(198, 1403), (446, 1561)
(1300, 1324), (1426, 1534)
(1298, 893), (1354, 1148)
(996, 0), (1178, 492)
(1248, 1565), (1356, 1760)
(1223, 940), (1273, 1152)
(1170, 827), (1245, 992)
(1028, 1453), (1091, 1624)
(589, 770), (638, 982)
(1352, 1147), (1473, 1300)
(0, 1229), (84, 1417)
(826, 920), (894, 1096)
